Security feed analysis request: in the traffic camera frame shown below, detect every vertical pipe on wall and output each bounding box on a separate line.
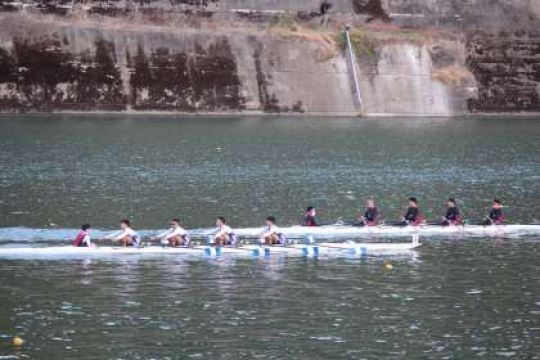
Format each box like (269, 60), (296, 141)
(344, 25), (363, 107)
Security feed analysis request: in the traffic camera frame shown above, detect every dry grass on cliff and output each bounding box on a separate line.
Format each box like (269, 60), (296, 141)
(267, 25), (339, 62)
(432, 65), (472, 85)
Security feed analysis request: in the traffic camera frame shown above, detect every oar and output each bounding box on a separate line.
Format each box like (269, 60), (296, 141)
(382, 220), (406, 226)
(326, 219), (364, 226)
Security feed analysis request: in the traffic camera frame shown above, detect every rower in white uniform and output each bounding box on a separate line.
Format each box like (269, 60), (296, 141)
(211, 217), (237, 246)
(105, 219), (140, 247)
(260, 216), (287, 246)
(153, 218), (190, 247)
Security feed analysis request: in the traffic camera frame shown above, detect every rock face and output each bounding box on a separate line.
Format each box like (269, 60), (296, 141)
(0, 0), (538, 116)
(0, 15), (358, 113)
(467, 31), (540, 112)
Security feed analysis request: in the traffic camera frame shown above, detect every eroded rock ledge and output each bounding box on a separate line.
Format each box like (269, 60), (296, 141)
(0, 0), (538, 116)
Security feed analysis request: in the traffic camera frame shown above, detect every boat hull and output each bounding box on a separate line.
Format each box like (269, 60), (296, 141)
(0, 241), (420, 259)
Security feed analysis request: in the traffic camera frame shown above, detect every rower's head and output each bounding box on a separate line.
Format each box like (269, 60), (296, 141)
(170, 218), (180, 228)
(408, 197), (418, 207)
(266, 216), (276, 226)
(81, 224), (91, 232)
(447, 198), (456, 207)
(216, 216), (226, 226)
(306, 207), (316, 216)
(493, 199), (502, 209)
(120, 219), (131, 230)
(366, 198), (375, 208)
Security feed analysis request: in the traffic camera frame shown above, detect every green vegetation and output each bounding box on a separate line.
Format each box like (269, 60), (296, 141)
(336, 25), (453, 60)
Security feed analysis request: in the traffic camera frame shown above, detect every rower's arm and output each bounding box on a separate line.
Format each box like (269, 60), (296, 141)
(104, 230), (122, 240)
(111, 230), (128, 241)
(214, 228), (227, 238)
(155, 229), (172, 239)
(167, 228), (187, 240)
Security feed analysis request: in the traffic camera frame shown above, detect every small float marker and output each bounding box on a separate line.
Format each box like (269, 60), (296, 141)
(12, 336), (24, 347)
(384, 262), (393, 270)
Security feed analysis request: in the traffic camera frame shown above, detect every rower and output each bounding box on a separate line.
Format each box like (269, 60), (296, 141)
(441, 198), (462, 226)
(483, 199), (505, 225)
(260, 216), (287, 246)
(400, 197), (425, 226)
(212, 217), (237, 246)
(153, 218), (190, 247)
(73, 224), (93, 247)
(302, 206), (318, 227)
(105, 219), (141, 247)
(359, 198), (379, 226)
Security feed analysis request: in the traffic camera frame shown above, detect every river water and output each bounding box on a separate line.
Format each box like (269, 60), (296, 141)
(0, 115), (539, 359)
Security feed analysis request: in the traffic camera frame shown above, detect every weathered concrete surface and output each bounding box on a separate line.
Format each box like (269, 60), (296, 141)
(358, 44), (452, 116)
(0, 14), (358, 114)
(467, 31), (540, 112)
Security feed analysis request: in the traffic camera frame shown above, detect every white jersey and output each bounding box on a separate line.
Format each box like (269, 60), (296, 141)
(218, 225), (233, 234)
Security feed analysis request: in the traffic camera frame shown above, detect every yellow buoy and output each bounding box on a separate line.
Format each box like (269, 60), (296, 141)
(12, 336), (24, 347)
(384, 262), (393, 270)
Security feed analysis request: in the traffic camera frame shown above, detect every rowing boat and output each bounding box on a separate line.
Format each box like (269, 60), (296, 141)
(0, 224), (538, 244)
(0, 239), (420, 259)
(232, 224), (540, 238)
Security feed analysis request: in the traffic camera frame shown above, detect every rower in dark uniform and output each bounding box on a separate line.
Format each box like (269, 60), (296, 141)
(483, 199), (505, 225)
(302, 206), (319, 227)
(441, 198), (462, 226)
(399, 197), (424, 226)
(359, 198), (379, 226)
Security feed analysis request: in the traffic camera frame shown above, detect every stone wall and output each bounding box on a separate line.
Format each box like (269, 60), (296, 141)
(0, 14), (358, 114)
(0, 0), (539, 115)
(466, 31), (540, 112)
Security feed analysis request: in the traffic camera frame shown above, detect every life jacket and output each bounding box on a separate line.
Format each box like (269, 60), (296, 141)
(73, 230), (88, 247)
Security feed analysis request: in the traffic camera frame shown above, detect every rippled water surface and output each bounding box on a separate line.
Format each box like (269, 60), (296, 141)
(0, 115), (539, 359)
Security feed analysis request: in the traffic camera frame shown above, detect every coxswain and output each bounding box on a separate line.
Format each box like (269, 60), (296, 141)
(359, 198), (379, 226)
(483, 199), (505, 225)
(212, 217), (237, 246)
(302, 207), (318, 226)
(400, 197), (424, 226)
(73, 224), (93, 247)
(441, 198), (462, 226)
(260, 216), (287, 246)
(105, 219), (140, 247)
(153, 218), (190, 247)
